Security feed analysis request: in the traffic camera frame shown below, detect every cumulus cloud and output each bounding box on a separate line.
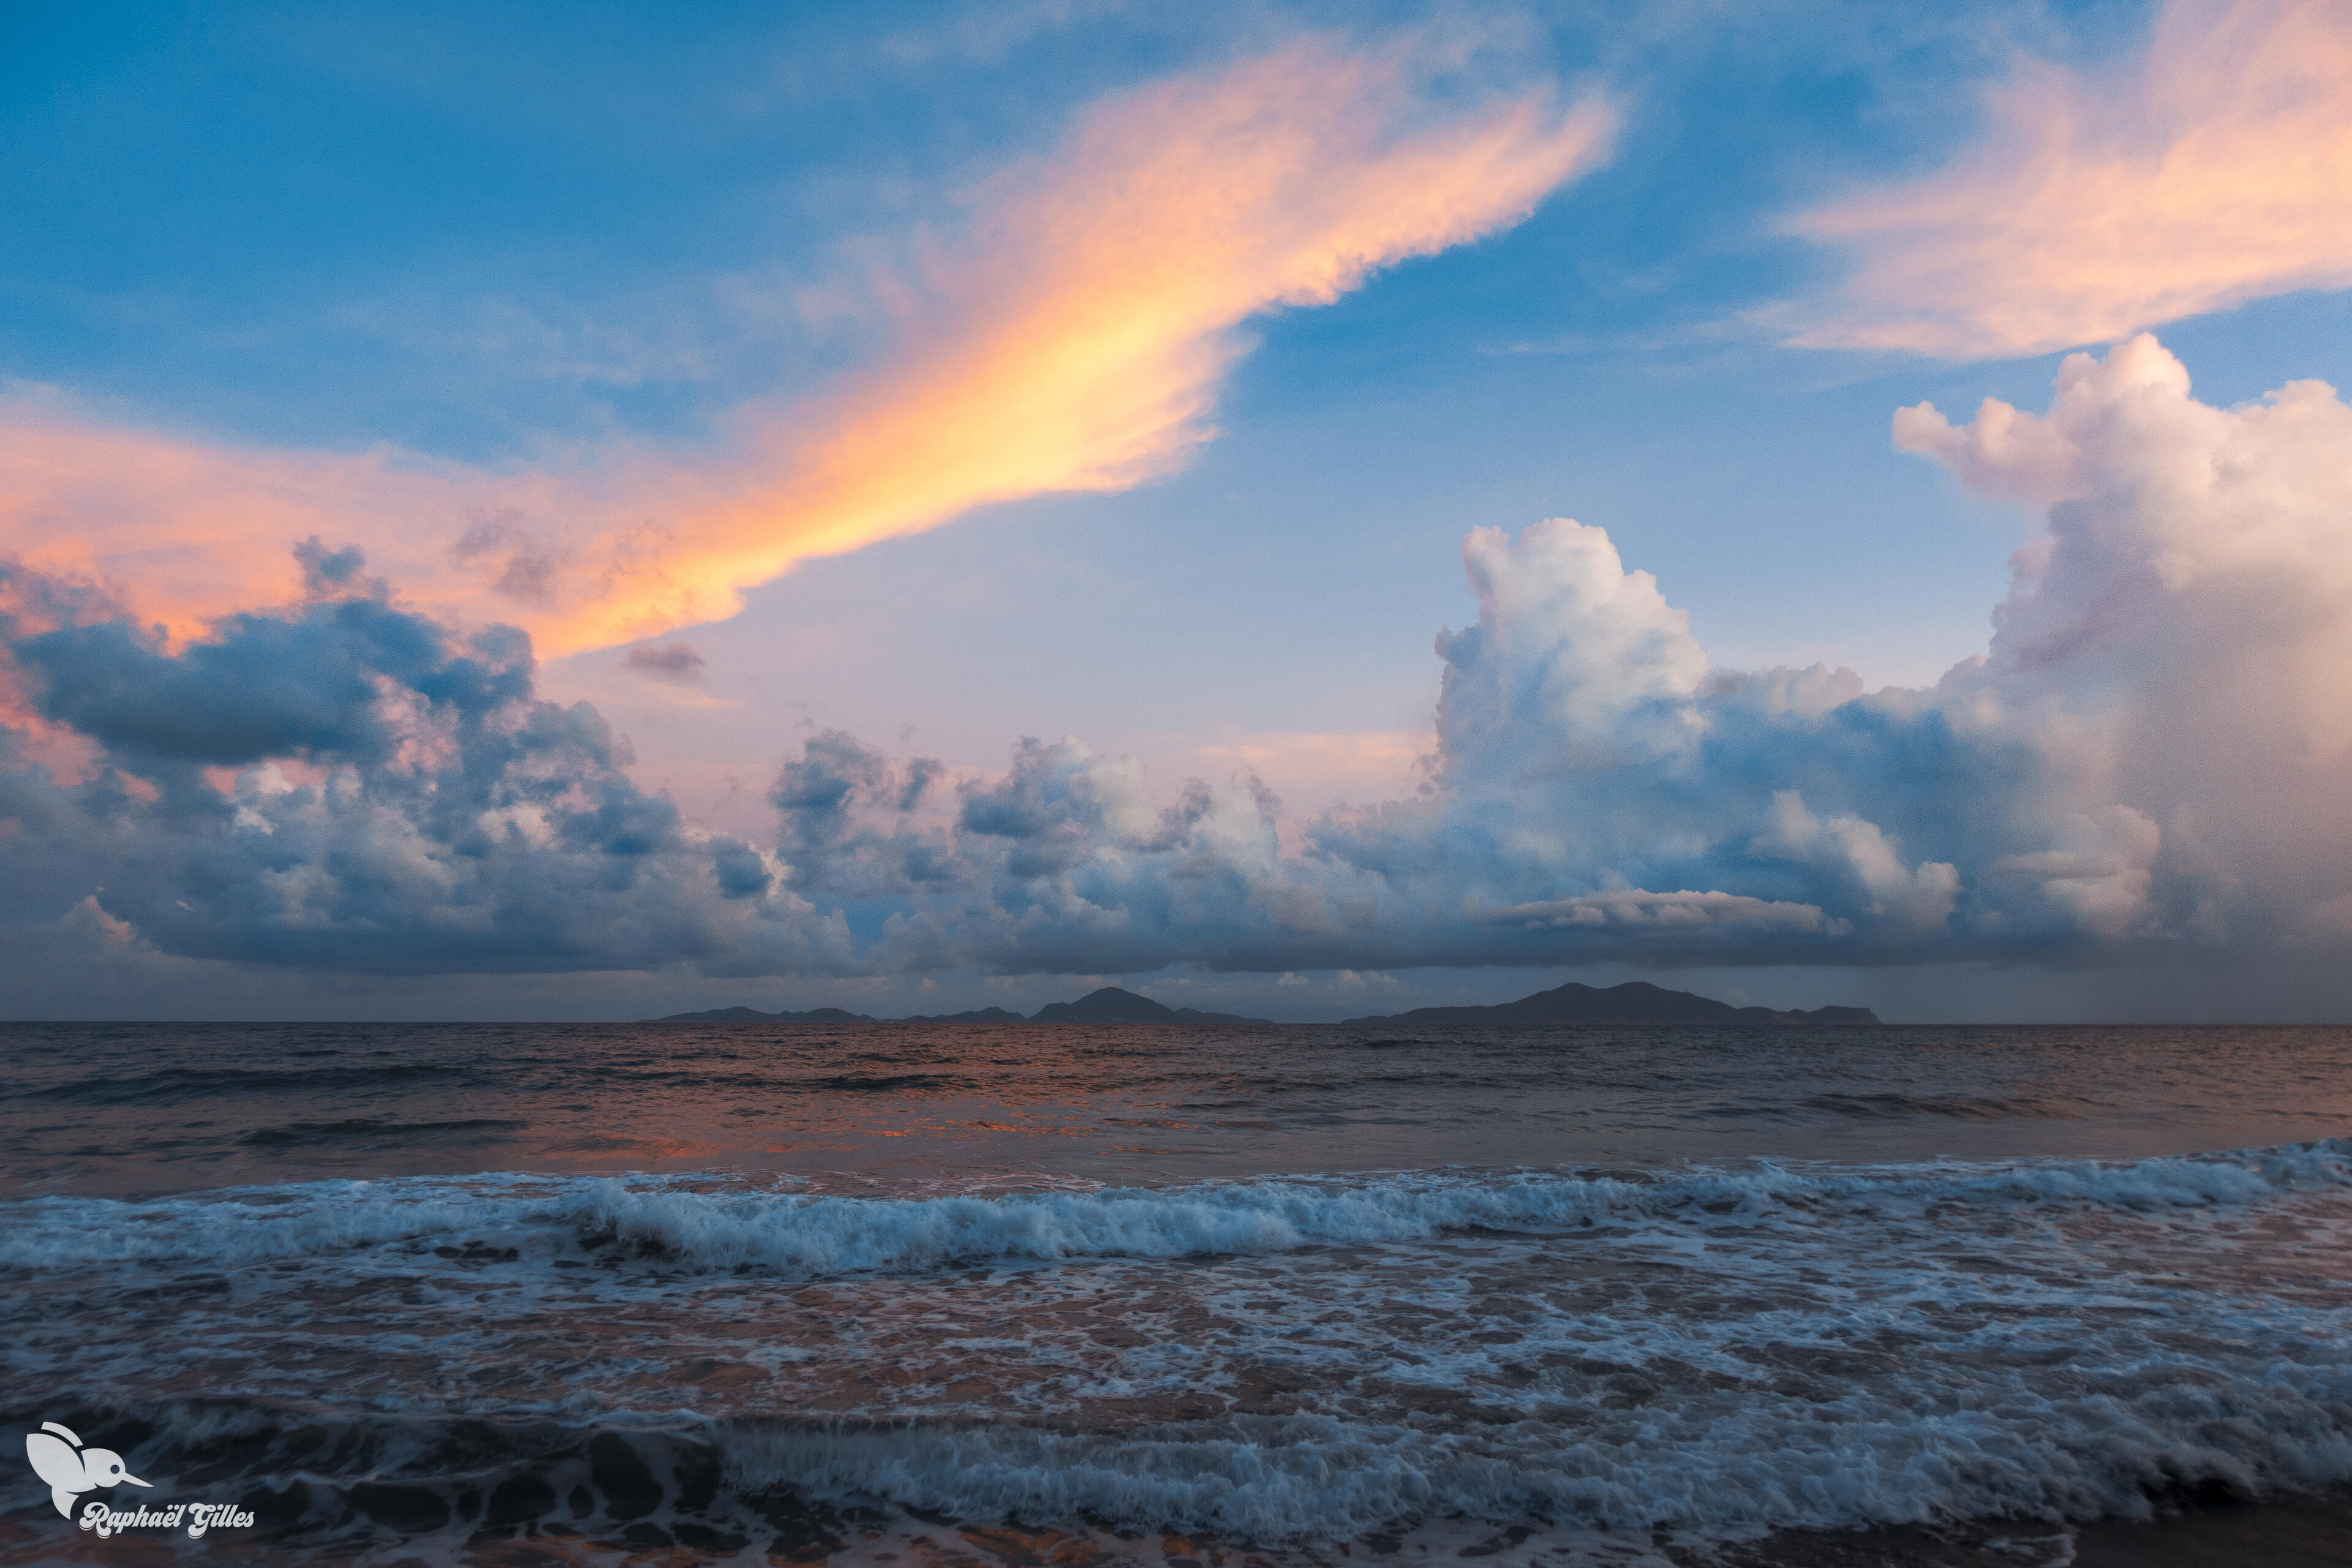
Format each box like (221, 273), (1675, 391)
(1435, 519), (1709, 777)
(717, 336), (2352, 973)
(4, 336), (2346, 987)
(1789, 0), (2352, 357)
(1403, 337), (2352, 960)
(0, 564), (845, 976)
(0, 36), (1613, 657)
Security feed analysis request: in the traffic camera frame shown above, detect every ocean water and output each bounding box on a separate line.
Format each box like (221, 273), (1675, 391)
(5, 1020), (2352, 1567)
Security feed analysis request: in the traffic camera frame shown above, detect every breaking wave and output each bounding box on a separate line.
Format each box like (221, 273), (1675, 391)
(7, 1137), (2350, 1280)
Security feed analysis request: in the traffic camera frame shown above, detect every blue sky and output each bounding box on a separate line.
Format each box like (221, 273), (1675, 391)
(4, 0), (2351, 1019)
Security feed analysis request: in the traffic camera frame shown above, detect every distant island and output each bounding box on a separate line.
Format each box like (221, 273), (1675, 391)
(1341, 980), (1879, 1027)
(1030, 988), (1266, 1025)
(648, 986), (1269, 1025)
(648, 979), (1874, 1026)
(649, 1005), (881, 1024)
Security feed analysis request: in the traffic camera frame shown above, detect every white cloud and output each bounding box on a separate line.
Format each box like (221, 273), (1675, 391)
(1438, 519), (1709, 781)
(1756, 793), (1957, 935)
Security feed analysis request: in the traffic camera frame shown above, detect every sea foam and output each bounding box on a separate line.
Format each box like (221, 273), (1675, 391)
(6, 1137), (2350, 1280)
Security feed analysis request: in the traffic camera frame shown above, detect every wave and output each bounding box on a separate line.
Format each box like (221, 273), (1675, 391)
(13, 1140), (2352, 1554)
(23, 1061), (473, 1107)
(6, 1138), (2351, 1281)
(18, 1389), (2352, 1555)
(1804, 1091), (2085, 1121)
(236, 1118), (529, 1149)
(716, 1403), (2352, 1545)
(803, 1072), (984, 1094)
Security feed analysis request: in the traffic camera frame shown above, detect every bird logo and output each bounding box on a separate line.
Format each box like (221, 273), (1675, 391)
(24, 1422), (151, 1520)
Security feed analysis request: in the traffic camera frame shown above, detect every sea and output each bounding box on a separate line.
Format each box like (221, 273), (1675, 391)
(6, 1020), (2352, 1567)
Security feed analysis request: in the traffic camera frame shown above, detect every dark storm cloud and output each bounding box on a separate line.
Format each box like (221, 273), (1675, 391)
(771, 731), (954, 895)
(14, 600), (523, 766)
(0, 560), (845, 976)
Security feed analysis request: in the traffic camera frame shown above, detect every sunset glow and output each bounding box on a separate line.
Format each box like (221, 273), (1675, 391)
(1793, 0), (2352, 356)
(2, 39), (1612, 657)
(10, 6), (2352, 1560)
(1, 0), (2347, 1019)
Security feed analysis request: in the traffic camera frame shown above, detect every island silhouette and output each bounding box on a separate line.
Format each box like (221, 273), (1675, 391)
(1339, 980), (1878, 1027)
(650, 980), (1878, 1026)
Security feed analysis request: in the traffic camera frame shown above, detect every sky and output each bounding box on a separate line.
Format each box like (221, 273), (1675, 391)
(2, 0), (2350, 1021)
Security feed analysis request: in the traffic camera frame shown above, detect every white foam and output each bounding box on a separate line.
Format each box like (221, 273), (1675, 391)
(712, 1388), (2352, 1543)
(14, 1143), (2352, 1550)
(7, 1138), (2350, 1280)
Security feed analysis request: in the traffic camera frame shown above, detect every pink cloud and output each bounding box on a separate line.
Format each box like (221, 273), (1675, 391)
(1789, 0), (2352, 358)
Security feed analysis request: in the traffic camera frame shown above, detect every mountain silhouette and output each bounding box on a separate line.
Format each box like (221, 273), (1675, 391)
(1028, 986), (1269, 1024)
(1341, 980), (1879, 1027)
(648, 982), (1868, 1027)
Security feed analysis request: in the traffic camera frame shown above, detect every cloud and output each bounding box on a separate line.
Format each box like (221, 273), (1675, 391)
(722, 336), (2352, 974)
(7, 336), (2345, 989)
(1899, 333), (2352, 925)
(1434, 519), (1710, 779)
(1467, 891), (1844, 935)
(624, 642), (707, 684)
(0, 567), (844, 976)
(1384, 336), (2352, 960)
(0, 37), (1615, 657)
(1789, 0), (2352, 357)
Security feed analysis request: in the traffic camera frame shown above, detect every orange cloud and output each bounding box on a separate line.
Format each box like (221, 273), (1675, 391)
(0, 391), (562, 638)
(1788, 0), (2352, 358)
(0, 38), (1613, 657)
